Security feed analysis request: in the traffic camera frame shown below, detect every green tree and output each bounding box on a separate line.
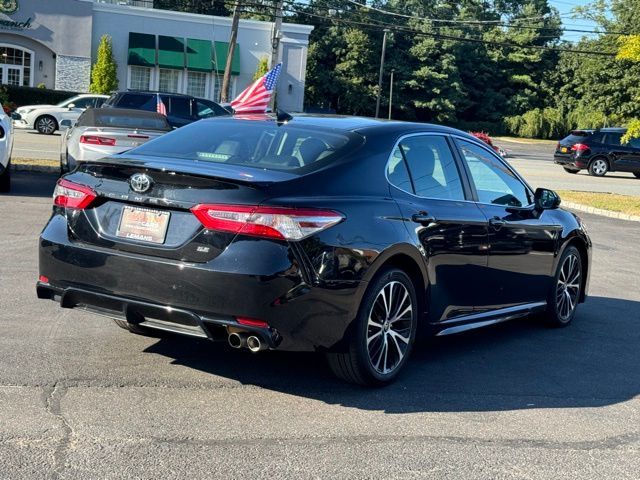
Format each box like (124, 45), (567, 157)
(253, 57), (270, 80)
(90, 35), (118, 94)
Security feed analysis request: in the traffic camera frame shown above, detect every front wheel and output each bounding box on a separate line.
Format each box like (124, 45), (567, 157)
(544, 246), (582, 327)
(327, 268), (418, 386)
(35, 115), (57, 135)
(588, 158), (608, 177)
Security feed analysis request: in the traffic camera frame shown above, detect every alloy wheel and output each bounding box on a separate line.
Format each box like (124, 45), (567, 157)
(366, 281), (414, 375)
(591, 159), (607, 176)
(37, 117), (56, 134)
(556, 253), (581, 322)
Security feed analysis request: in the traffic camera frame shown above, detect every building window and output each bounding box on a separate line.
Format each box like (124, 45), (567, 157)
(0, 45), (34, 87)
(212, 74), (236, 102)
(158, 68), (180, 93)
(129, 66), (152, 90)
(186, 71), (207, 98)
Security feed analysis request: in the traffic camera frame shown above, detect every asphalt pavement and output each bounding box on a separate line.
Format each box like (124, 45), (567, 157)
(0, 172), (638, 479)
(12, 129), (61, 161)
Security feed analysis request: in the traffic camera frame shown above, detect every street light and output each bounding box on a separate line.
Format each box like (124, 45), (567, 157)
(375, 29), (390, 119)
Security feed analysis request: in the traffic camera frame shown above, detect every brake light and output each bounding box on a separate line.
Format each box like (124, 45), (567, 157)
(53, 179), (96, 209)
(80, 135), (116, 146)
(571, 143), (590, 153)
(191, 204), (344, 240)
(236, 317), (269, 328)
(39, 275), (49, 284)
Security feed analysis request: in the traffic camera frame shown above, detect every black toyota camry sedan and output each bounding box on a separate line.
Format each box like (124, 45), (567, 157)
(37, 115), (591, 386)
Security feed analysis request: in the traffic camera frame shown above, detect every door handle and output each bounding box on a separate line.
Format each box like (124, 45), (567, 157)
(489, 217), (506, 230)
(411, 212), (436, 225)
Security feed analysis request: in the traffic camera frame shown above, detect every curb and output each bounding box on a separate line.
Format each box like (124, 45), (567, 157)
(10, 163), (58, 174)
(562, 200), (640, 223)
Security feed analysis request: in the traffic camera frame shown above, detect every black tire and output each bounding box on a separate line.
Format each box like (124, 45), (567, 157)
(60, 153), (70, 176)
(0, 160), (10, 193)
(588, 157), (608, 177)
(112, 318), (153, 335)
(326, 268), (418, 386)
(634, 172), (640, 179)
(35, 115), (58, 135)
(563, 167), (579, 174)
(544, 245), (583, 328)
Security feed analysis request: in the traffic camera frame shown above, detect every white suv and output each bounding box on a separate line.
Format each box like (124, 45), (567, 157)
(13, 94), (109, 135)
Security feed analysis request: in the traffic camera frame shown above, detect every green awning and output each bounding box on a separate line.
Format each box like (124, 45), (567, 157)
(128, 33), (155, 67)
(158, 36), (185, 70)
(186, 39), (213, 72)
(213, 41), (240, 75)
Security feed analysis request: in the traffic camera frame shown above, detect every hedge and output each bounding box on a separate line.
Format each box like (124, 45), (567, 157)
(1, 85), (79, 110)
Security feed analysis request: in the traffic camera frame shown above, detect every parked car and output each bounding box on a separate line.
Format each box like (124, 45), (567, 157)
(554, 127), (640, 177)
(102, 91), (230, 128)
(469, 131), (508, 158)
(37, 115), (592, 386)
(13, 94), (109, 135)
(0, 110), (15, 192)
(59, 108), (172, 174)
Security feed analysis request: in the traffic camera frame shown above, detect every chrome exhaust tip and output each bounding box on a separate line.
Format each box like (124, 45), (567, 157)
(247, 335), (266, 353)
(228, 332), (247, 349)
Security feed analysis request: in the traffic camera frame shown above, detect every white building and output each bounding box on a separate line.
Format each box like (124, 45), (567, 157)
(0, 0), (313, 111)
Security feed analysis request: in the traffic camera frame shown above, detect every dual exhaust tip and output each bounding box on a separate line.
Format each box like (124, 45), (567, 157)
(228, 332), (267, 352)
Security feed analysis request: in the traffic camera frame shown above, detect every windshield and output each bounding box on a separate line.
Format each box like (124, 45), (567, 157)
(131, 119), (359, 172)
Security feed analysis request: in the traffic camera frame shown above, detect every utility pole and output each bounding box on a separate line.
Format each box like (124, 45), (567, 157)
(269, 0), (284, 110)
(221, 0), (240, 102)
(375, 29), (390, 119)
(388, 69), (394, 120)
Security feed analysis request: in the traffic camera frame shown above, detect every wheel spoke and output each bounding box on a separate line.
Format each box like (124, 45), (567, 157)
(389, 329), (410, 345)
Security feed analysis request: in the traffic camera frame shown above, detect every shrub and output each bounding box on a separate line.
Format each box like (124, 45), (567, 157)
(3, 85), (78, 108)
(253, 57), (270, 81)
(621, 119), (640, 144)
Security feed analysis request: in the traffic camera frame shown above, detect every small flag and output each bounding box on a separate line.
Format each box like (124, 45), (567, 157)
(231, 63), (282, 114)
(156, 93), (167, 116)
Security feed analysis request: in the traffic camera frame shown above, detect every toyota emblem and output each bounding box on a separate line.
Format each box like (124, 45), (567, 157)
(129, 173), (153, 193)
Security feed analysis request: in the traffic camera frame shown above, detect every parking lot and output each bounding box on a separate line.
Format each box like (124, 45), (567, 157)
(1, 134), (639, 478)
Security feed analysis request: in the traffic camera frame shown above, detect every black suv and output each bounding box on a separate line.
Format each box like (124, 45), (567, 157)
(554, 127), (640, 178)
(103, 91), (230, 128)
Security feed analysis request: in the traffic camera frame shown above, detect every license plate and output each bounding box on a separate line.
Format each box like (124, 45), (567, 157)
(116, 206), (170, 244)
(561, 147), (569, 153)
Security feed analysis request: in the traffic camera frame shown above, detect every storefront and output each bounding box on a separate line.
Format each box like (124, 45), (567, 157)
(0, 0), (313, 110)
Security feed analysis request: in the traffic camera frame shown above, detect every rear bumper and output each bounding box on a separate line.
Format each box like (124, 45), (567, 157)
(38, 213), (363, 351)
(554, 155), (587, 169)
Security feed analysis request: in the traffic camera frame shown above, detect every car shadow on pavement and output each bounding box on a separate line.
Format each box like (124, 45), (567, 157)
(1, 172), (58, 198)
(144, 295), (640, 413)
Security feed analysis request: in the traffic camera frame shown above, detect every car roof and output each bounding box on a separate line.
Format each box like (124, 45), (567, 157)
(597, 127), (626, 132)
(217, 113), (479, 139)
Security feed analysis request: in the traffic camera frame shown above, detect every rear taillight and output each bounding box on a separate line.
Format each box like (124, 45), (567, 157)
(53, 179), (96, 209)
(571, 143), (590, 153)
(556, 142), (560, 150)
(80, 135), (116, 146)
(236, 317), (269, 328)
(191, 204), (344, 241)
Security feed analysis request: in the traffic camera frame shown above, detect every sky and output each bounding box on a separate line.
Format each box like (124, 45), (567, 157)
(549, 0), (603, 41)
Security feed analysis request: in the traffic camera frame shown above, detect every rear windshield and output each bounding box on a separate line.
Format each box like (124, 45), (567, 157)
(131, 119), (359, 171)
(561, 131), (592, 144)
(77, 110), (170, 131)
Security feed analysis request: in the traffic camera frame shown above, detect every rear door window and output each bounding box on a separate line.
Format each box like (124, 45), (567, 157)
(169, 97), (192, 118)
(194, 99), (229, 119)
(602, 133), (622, 146)
(119, 94), (154, 110)
(627, 137), (640, 149)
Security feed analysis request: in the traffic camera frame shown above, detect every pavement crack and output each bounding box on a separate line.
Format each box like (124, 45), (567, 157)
(42, 382), (73, 479)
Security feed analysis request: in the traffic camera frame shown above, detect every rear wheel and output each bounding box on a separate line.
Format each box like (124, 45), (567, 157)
(327, 268), (418, 386)
(588, 158), (608, 177)
(112, 318), (153, 335)
(35, 115), (57, 135)
(563, 167), (579, 174)
(0, 160), (10, 193)
(544, 246), (582, 327)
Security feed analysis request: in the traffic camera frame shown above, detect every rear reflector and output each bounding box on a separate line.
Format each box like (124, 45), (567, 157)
(191, 204), (344, 241)
(236, 317), (269, 328)
(39, 275), (49, 283)
(80, 135), (116, 146)
(53, 179), (96, 210)
(571, 143), (590, 153)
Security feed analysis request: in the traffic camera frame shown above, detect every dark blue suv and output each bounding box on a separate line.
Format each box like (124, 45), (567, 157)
(554, 127), (640, 178)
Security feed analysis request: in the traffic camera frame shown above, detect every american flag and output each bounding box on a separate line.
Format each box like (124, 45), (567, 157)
(231, 63), (282, 114)
(156, 93), (167, 116)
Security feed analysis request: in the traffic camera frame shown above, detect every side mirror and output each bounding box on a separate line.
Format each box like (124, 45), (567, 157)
(60, 119), (73, 129)
(534, 188), (561, 210)
(67, 104), (76, 110)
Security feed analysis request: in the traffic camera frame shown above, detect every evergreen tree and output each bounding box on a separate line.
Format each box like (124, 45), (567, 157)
(89, 35), (118, 95)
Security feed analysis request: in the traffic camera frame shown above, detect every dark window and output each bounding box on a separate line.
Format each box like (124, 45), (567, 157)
(589, 133), (604, 143)
(458, 140), (530, 207)
(169, 97), (191, 118)
(195, 99), (230, 119)
(561, 132), (592, 144)
(386, 146), (413, 193)
(627, 137), (640, 149)
(131, 120), (357, 172)
(397, 135), (465, 200)
(118, 93), (155, 110)
(95, 97), (107, 107)
(71, 97), (96, 109)
(603, 133), (622, 146)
